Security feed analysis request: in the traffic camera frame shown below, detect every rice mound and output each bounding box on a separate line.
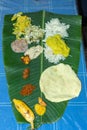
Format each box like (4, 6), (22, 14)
(43, 18), (70, 64)
(44, 18), (70, 40)
(44, 45), (65, 64)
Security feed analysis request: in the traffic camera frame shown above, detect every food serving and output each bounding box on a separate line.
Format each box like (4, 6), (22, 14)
(40, 63), (81, 102)
(3, 11), (81, 130)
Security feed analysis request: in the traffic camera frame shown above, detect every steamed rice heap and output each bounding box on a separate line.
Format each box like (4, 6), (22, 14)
(44, 18), (70, 64)
(44, 18), (70, 40)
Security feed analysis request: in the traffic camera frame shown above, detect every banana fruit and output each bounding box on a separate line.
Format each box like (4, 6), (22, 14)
(13, 99), (35, 130)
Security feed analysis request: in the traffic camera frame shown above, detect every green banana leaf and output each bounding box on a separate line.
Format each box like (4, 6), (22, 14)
(3, 10), (81, 129)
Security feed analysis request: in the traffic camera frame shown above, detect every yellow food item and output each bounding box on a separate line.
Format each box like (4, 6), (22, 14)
(34, 97), (46, 116)
(38, 97), (47, 107)
(21, 55), (31, 64)
(46, 34), (70, 57)
(13, 99), (35, 129)
(11, 12), (31, 39)
(11, 12), (23, 21)
(34, 104), (46, 116)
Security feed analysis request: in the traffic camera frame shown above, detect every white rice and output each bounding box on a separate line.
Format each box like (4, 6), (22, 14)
(44, 18), (70, 64)
(44, 18), (70, 41)
(44, 45), (65, 64)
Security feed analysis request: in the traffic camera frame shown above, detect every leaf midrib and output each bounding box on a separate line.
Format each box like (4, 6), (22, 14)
(40, 10), (45, 74)
(40, 10), (46, 126)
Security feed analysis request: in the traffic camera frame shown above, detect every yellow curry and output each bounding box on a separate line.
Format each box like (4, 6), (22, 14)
(46, 34), (70, 57)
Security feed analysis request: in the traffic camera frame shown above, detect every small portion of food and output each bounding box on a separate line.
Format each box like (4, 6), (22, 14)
(22, 68), (30, 79)
(21, 55), (31, 64)
(20, 84), (35, 96)
(38, 97), (47, 107)
(44, 44), (65, 64)
(40, 63), (81, 103)
(11, 12), (23, 21)
(11, 39), (28, 53)
(24, 45), (43, 60)
(24, 25), (44, 44)
(44, 18), (70, 41)
(11, 12), (31, 39)
(34, 97), (46, 116)
(44, 34), (70, 64)
(34, 104), (46, 116)
(13, 99), (35, 130)
(46, 34), (70, 57)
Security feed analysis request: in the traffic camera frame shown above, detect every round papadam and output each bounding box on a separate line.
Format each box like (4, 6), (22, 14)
(39, 63), (81, 103)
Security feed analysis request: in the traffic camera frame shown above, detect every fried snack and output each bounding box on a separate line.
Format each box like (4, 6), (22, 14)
(21, 55), (31, 64)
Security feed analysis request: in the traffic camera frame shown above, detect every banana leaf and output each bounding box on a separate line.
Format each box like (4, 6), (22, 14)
(2, 10), (81, 129)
